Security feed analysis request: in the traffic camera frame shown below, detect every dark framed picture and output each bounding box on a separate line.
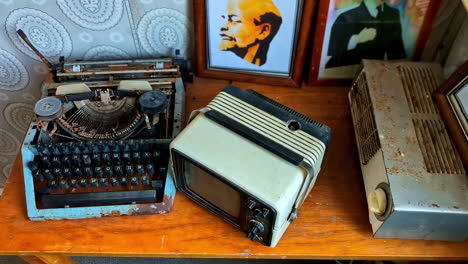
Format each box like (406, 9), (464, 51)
(308, 0), (441, 85)
(433, 60), (468, 169)
(194, 0), (315, 87)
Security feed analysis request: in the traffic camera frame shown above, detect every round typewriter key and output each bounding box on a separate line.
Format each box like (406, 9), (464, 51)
(61, 155), (71, 167)
(92, 153), (101, 165)
(82, 154), (92, 166)
(63, 168), (72, 178)
(53, 168), (63, 178)
(132, 152), (141, 163)
(84, 167), (93, 177)
(111, 152), (120, 162)
(41, 156), (51, 167)
(48, 179), (58, 189)
(79, 178), (88, 188)
(125, 165), (134, 175)
(111, 177), (119, 187)
(43, 169), (53, 180)
(130, 176), (139, 186)
(104, 166), (113, 176)
(142, 152), (152, 162)
(73, 167), (83, 177)
(122, 152), (131, 163)
(136, 164), (145, 175)
(141, 176), (150, 185)
(114, 165), (123, 176)
(72, 154), (81, 166)
(99, 178), (109, 187)
(102, 153), (111, 164)
(94, 167), (104, 177)
(152, 151), (160, 160)
(70, 179), (78, 188)
(51, 156), (61, 167)
(120, 177), (128, 186)
(90, 178), (99, 187)
(146, 164), (155, 174)
(59, 179), (69, 190)
(33, 170), (43, 180)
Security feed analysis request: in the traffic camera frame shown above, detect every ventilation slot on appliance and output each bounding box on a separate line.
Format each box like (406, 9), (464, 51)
(349, 72), (381, 165)
(399, 66), (439, 114)
(413, 119), (465, 174)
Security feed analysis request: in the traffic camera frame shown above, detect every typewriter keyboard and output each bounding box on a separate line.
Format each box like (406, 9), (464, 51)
(27, 139), (168, 208)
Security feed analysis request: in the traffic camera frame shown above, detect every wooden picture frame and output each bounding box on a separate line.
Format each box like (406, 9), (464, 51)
(193, 0), (316, 87)
(433, 60), (468, 169)
(308, 0), (442, 85)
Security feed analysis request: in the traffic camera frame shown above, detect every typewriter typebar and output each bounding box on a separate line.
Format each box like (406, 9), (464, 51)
(170, 85), (331, 247)
(22, 57), (188, 220)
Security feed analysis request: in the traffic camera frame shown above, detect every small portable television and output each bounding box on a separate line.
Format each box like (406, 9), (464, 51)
(170, 85), (330, 247)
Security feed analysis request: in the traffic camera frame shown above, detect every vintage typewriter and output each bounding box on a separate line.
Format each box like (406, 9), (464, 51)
(19, 30), (191, 220)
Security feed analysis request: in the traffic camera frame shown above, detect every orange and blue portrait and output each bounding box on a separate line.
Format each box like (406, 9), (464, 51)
(206, 0), (301, 76)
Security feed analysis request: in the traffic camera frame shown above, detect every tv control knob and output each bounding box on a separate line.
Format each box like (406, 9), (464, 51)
(246, 199), (256, 210)
(247, 220), (264, 241)
(368, 188), (387, 216)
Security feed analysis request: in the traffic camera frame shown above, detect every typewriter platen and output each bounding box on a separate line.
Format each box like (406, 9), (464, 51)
(22, 57), (190, 220)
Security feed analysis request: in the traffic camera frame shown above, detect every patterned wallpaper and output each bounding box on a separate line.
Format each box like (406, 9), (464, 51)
(0, 0), (193, 187)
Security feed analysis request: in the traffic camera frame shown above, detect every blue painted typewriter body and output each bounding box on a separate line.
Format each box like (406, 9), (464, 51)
(21, 58), (188, 220)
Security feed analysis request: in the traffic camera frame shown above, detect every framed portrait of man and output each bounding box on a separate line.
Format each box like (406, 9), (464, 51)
(194, 0), (316, 87)
(308, 0), (441, 85)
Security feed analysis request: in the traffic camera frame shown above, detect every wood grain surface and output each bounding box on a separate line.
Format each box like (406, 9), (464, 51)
(0, 77), (467, 260)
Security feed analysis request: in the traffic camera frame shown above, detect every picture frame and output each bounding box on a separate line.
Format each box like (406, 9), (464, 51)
(308, 0), (442, 85)
(433, 60), (468, 169)
(193, 0), (316, 87)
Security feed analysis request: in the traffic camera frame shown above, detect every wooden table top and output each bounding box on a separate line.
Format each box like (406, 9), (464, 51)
(0, 77), (467, 260)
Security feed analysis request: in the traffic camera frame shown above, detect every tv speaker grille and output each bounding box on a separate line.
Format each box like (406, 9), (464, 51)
(350, 72), (381, 165)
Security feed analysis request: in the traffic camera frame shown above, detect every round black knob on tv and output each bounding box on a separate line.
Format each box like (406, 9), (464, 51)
(246, 220), (265, 241)
(139, 90), (168, 115)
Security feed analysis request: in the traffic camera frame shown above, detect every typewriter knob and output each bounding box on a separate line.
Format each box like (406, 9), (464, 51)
(139, 90), (168, 115)
(247, 220), (264, 241)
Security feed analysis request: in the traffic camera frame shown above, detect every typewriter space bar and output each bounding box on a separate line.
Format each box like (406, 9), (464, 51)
(41, 190), (157, 207)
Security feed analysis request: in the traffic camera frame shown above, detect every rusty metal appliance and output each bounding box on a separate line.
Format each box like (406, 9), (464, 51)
(349, 60), (467, 241)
